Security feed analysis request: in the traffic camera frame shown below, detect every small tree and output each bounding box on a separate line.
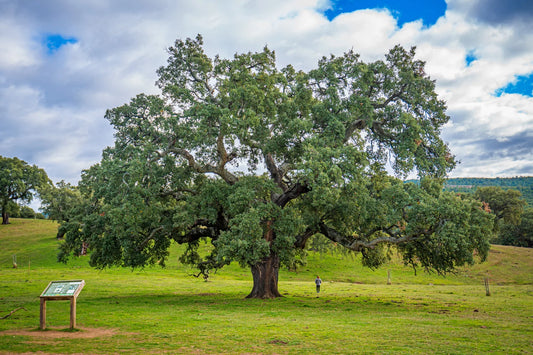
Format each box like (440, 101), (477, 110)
(59, 36), (494, 298)
(0, 156), (51, 224)
(498, 208), (533, 248)
(19, 205), (36, 219)
(474, 186), (526, 227)
(40, 181), (85, 238)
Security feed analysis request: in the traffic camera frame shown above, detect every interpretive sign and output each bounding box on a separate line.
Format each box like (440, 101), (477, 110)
(40, 280), (85, 330)
(41, 280), (84, 298)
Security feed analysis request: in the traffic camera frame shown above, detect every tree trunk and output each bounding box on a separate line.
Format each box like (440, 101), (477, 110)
(246, 253), (282, 299)
(2, 210), (9, 225)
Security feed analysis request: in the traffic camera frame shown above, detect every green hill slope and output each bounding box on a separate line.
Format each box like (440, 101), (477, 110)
(406, 177), (533, 206)
(0, 219), (61, 268)
(1, 218), (531, 285)
(445, 177), (533, 206)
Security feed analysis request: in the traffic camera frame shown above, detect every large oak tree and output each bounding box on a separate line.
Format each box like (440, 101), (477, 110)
(59, 36), (493, 298)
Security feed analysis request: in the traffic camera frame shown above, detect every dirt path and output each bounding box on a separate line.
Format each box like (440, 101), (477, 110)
(0, 327), (117, 339)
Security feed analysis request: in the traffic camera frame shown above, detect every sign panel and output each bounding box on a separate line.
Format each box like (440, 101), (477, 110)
(39, 280), (85, 330)
(41, 280), (84, 298)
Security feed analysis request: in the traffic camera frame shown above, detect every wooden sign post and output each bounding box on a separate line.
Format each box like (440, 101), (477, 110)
(39, 280), (85, 330)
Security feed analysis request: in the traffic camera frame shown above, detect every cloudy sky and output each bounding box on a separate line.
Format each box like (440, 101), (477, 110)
(1, 0), (532, 192)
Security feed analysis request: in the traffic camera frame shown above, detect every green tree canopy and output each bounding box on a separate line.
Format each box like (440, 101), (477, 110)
(40, 181), (85, 238)
(0, 156), (51, 224)
(474, 186), (531, 247)
(499, 208), (533, 248)
(59, 35), (494, 298)
(474, 186), (526, 227)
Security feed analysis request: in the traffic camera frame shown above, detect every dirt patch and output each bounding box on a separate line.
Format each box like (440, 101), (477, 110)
(1, 327), (118, 339)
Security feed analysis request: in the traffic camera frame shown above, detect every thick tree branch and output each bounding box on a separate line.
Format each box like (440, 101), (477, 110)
(371, 84), (407, 109)
(216, 131), (237, 170)
(173, 209), (229, 244)
(293, 227), (317, 249)
(318, 222), (418, 251)
(274, 181), (311, 208)
(265, 153), (288, 192)
(371, 121), (395, 141)
(138, 227), (165, 250)
(343, 118), (366, 143)
(216, 132), (228, 168)
(171, 148), (238, 185)
(343, 83), (410, 145)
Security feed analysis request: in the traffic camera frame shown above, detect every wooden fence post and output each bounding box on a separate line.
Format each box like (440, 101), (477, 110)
(484, 277), (491, 296)
(387, 270), (392, 285)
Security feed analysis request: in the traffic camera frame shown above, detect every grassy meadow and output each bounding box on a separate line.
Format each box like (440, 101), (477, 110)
(0, 218), (532, 354)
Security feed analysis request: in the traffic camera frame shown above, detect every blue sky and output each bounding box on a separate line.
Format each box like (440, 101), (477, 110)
(0, 0), (532, 199)
(323, 0), (532, 97)
(43, 34), (78, 54)
(323, 0), (447, 27)
(495, 74), (533, 97)
(465, 51), (477, 67)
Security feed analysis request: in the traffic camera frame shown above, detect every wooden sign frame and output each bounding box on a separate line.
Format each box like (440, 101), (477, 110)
(39, 280), (85, 330)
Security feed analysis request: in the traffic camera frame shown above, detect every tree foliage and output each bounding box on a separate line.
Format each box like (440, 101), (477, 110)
(0, 156), (50, 224)
(498, 208), (533, 248)
(59, 35), (494, 298)
(474, 186), (526, 226)
(5, 203), (43, 219)
(473, 186), (532, 247)
(40, 181), (85, 238)
(443, 177), (533, 207)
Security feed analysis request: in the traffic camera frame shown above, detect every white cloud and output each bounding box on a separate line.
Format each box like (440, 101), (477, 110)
(0, 19), (41, 69)
(0, 81), (114, 183)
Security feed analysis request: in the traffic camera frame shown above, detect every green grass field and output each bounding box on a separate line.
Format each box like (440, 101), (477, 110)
(1, 218), (532, 354)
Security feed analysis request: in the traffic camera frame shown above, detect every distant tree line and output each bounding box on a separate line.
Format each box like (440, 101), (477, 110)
(5, 204), (46, 220)
(443, 177), (533, 207)
(446, 178), (533, 248)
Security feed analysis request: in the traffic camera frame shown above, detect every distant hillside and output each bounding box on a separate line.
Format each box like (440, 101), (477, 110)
(407, 177), (533, 206)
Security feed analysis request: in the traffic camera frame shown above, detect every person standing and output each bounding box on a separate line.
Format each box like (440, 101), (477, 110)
(315, 276), (322, 295)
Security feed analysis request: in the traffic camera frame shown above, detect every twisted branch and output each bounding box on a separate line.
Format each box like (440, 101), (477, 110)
(318, 222), (422, 252)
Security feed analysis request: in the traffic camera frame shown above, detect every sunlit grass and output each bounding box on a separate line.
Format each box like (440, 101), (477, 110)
(0, 218), (532, 354)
